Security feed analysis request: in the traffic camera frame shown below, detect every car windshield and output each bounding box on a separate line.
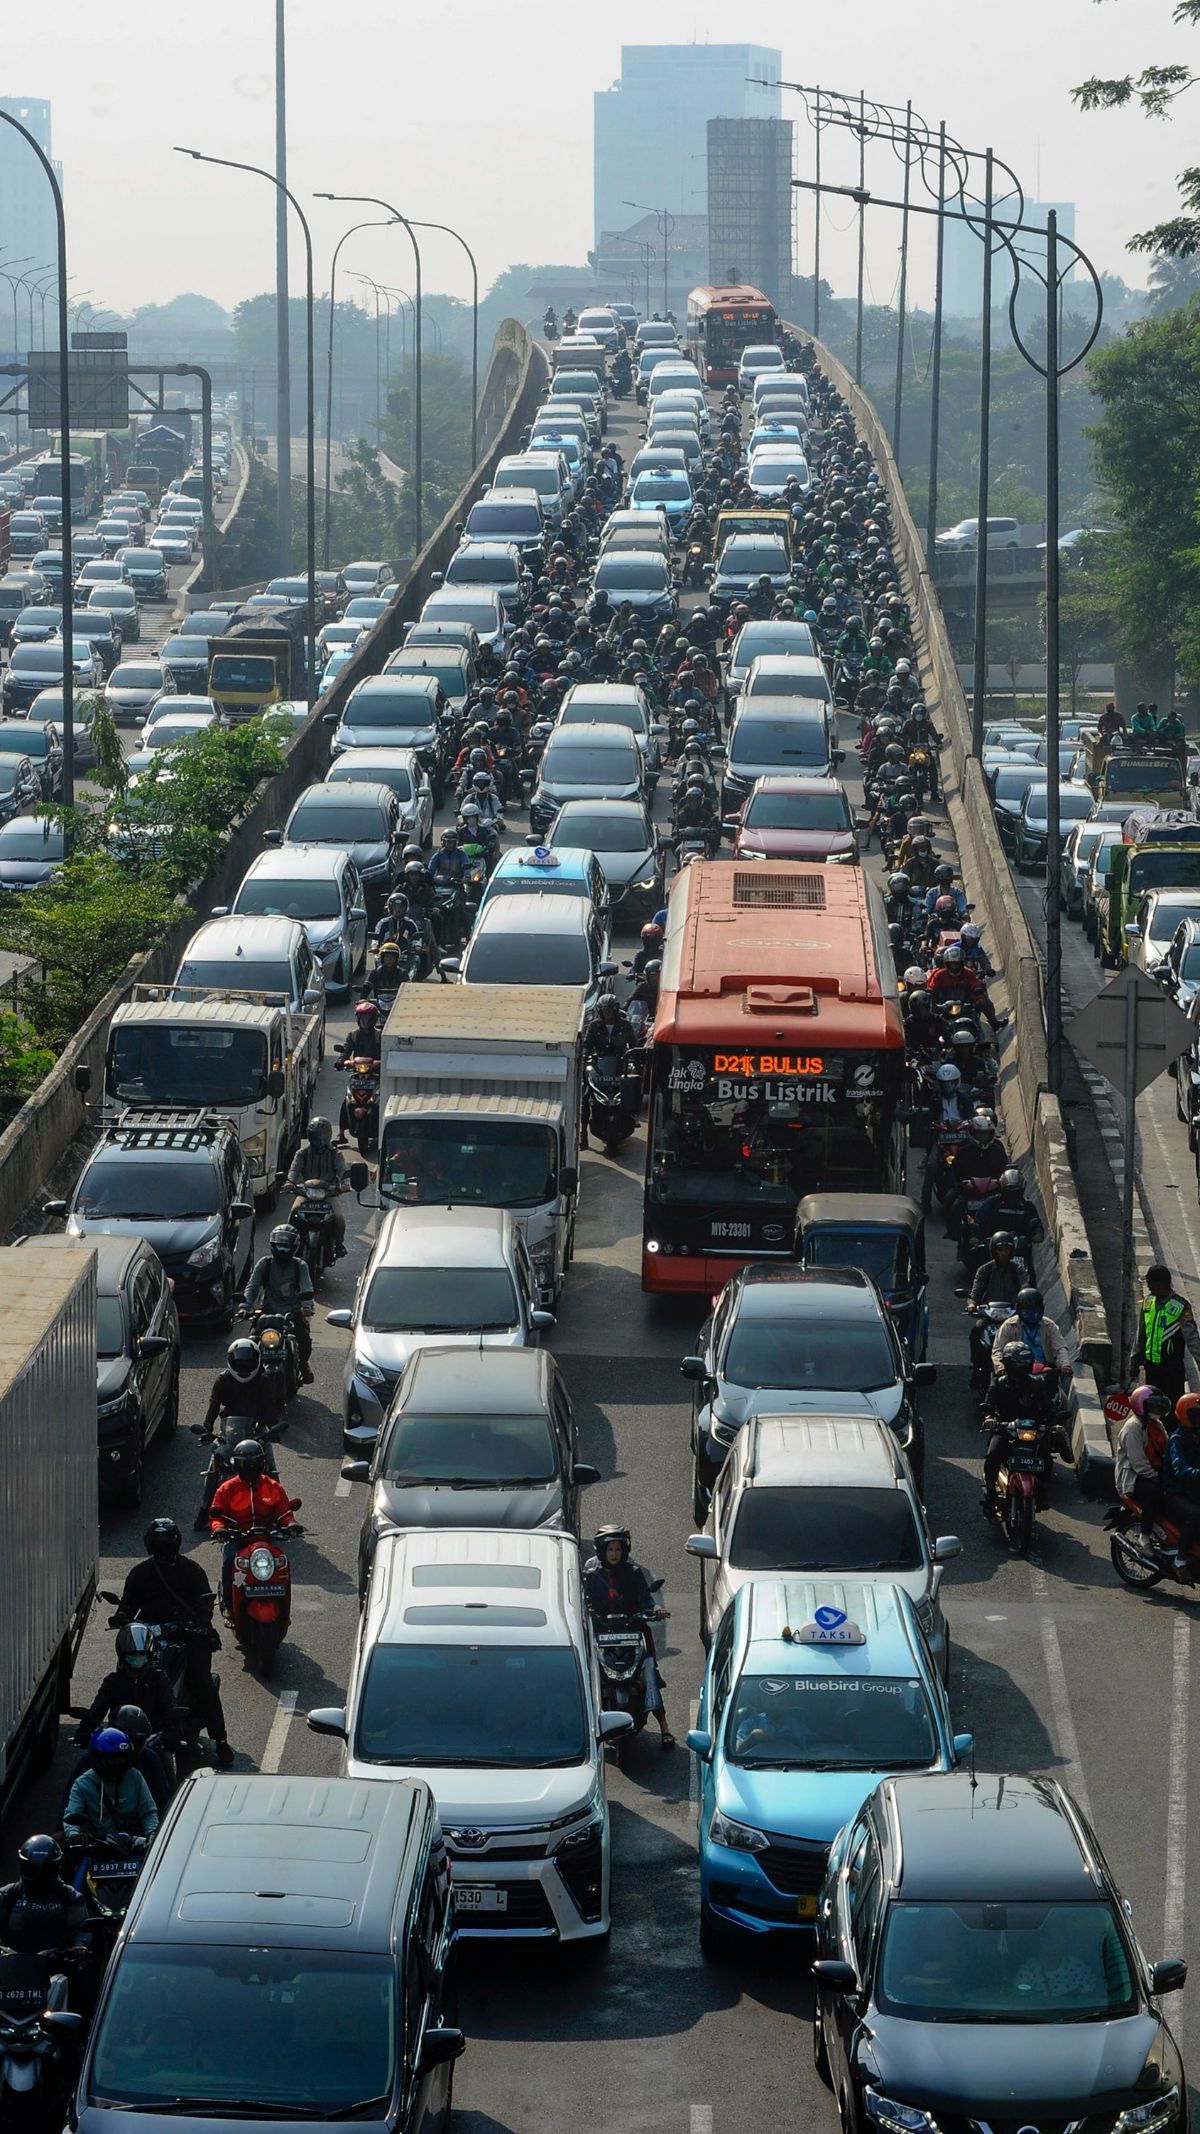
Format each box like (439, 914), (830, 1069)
(447, 552), (519, 585)
(380, 1116), (559, 1209)
(743, 790), (849, 830)
(0, 762), (28, 791)
(733, 626), (814, 668)
(554, 809), (648, 852)
(630, 479), (690, 506)
(1148, 900), (1200, 942)
(75, 1156), (218, 1219)
(0, 728), (48, 758)
(745, 669), (826, 700)
(14, 646), (62, 672)
(342, 693), (430, 730)
(390, 659), (463, 700)
(175, 957), (294, 1000)
(729, 718), (826, 769)
(876, 1901), (1137, 2022)
(723, 1311), (896, 1390)
(236, 876), (341, 920)
(363, 1263), (518, 1333)
(726, 1669), (936, 1769)
(993, 766), (1038, 801)
(355, 1643), (587, 1768)
(112, 665), (161, 689)
(147, 723), (206, 752)
(464, 931), (591, 985)
(291, 802), (384, 842)
(596, 558), (669, 587)
(562, 701), (642, 735)
(727, 1485), (923, 1572)
(545, 741), (635, 779)
(426, 597), (498, 628)
(328, 760), (414, 800)
(722, 543), (789, 575)
(467, 504), (539, 534)
(109, 1023), (270, 1108)
(382, 1407), (557, 1485)
(89, 1944), (396, 2114)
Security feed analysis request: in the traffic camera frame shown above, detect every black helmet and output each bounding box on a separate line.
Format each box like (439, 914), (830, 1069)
(596, 991), (619, 1017)
(990, 1230), (1016, 1256)
(89, 1727), (133, 1778)
(999, 1167), (1022, 1193)
(400, 844), (424, 869)
(469, 747), (489, 771)
(116, 1623), (155, 1672)
(593, 1522), (631, 1560)
(934, 862), (955, 886)
(999, 1340), (1034, 1376)
(1016, 1286), (1044, 1319)
(307, 1114), (333, 1145)
(269, 1222), (299, 1260)
(113, 1704), (152, 1749)
(967, 1113), (996, 1143)
(17, 1834), (62, 1894)
(404, 860), (426, 886)
(887, 872), (910, 896)
(143, 1516), (181, 1560)
(231, 1438), (267, 1480)
(226, 1336), (260, 1382)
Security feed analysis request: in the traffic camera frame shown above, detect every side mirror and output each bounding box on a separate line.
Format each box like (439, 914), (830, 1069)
(210, 904), (230, 918)
(598, 960), (619, 978)
(933, 1534), (962, 1564)
(1125, 923), (1141, 941)
(262, 826), (282, 846)
(322, 711), (338, 727)
(680, 1356), (707, 1381)
(306, 1706), (348, 1740)
(438, 956), (461, 977)
(265, 1067), (286, 1099)
(326, 1308), (353, 1329)
(42, 2010), (83, 2037)
(953, 1732), (975, 1763)
(811, 1959), (857, 1993)
(1151, 1958), (1188, 1997)
(685, 1727), (713, 1762)
(599, 1709), (635, 1739)
(349, 1160), (370, 1193)
(43, 1198), (67, 1217)
(559, 1165), (579, 1194)
(139, 1334), (170, 1359)
(348, 904), (368, 923)
(832, 749), (846, 766)
(913, 1361), (937, 1387)
(73, 1062), (91, 1095)
(686, 1533), (718, 1560)
(341, 1460), (371, 1483)
(418, 2027), (466, 2076)
(573, 1461), (601, 1486)
(531, 1307), (556, 1329)
(230, 1201), (254, 1222)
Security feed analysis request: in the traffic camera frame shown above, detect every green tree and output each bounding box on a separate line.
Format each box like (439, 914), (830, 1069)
(0, 856), (178, 1042)
(988, 613), (1040, 706)
(1075, 3), (1200, 256)
(1040, 537), (1117, 710)
(103, 720), (287, 893)
(0, 1012), (55, 1126)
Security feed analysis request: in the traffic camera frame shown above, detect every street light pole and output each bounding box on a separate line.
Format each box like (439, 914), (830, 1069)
(625, 203), (674, 316)
(406, 217), (479, 465)
(316, 193), (424, 552)
(1045, 209), (1062, 1095)
(856, 93), (866, 385)
(320, 215), (392, 567)
(926, 122), (947, 563)
(813, 90), (822, 338)
(177, 146), (317, 709)
(970, 149), (995, 760)
(892, 99), (912, 463)
(0, 259), (33, 446)
(274, 0), (292, 575)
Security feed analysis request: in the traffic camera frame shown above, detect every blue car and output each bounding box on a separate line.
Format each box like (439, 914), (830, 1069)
(687, 1578), (970, 1957)
(478, 842), (611, 941)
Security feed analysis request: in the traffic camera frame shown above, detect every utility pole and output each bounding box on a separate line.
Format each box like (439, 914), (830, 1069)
(274, 0), (292, 571)
(812, 91), (822, 338)
(1044, 210), (1063, 1095)
(892, 100), (912, 464)
(970, 148), (994, 758)
(855, 92), (866, 384)
(925, 123), (947, 563)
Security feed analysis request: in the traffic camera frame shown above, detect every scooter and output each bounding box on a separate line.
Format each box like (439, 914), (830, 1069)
(592, 1580), (666, 1765)
(211, 1504), (303, 1678)
(344, 1057), (380, 1156)
(586, 1053), (643, 1157)
(244, 1311), (301, 1413)
(291, 1179), (340, 1283)
(0, 1949), (82, 2124)
(67, 1833), (149, 1964)
(984, 1414), (1054, 1555)
(1107, 1502), (1200, 1593)
(431, 879), (467, 951)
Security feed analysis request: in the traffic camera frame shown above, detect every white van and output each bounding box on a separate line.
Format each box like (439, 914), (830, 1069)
(492, 451), (571, 528)
(309, 1528), (629, 1941)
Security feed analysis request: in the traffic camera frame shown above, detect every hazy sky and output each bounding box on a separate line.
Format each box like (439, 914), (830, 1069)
(5, 0), (1193, 317)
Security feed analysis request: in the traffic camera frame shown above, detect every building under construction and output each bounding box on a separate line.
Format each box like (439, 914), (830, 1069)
(706, 117), (794, 309)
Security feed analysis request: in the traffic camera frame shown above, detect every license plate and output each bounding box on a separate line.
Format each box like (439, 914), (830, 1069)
(1007, 1455), (1040, 1473)
(455, 1886), (507, 1913)
(796, 1894), (818, 1922)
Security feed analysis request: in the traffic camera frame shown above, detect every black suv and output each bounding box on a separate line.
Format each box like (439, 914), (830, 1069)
(19, 1232), (181, 1505)
(814, 1770), (1187, 2134)
(45, 1110), (255, 1329)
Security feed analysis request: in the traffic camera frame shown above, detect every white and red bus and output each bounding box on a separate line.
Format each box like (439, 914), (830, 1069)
(685, 284), (778, 387)
(641, 862), (907, 1294)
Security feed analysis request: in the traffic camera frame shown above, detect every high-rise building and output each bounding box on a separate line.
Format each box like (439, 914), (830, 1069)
(706, 117), (794, 304)
(594, 45), (781, 254)
(0, 100), (61, 354)
(941, 193), (1076, 321)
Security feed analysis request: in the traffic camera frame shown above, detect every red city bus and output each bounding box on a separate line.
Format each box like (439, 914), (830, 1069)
(685, 284), (778, 387)
(642, 862), (907, 1294)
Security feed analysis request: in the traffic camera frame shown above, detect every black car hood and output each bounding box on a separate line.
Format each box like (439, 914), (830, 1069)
(71, 1215), (217, 1265)
(373, 1481), (566, 1530)
(862, 2009), (1171, 2119)
(97, 1356), (132, 1402)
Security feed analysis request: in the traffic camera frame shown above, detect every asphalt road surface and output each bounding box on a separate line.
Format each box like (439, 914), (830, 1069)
(3, 380), (1196, 2134)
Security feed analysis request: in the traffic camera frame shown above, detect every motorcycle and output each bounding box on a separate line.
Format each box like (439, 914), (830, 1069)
(344, 1056), (380, 1156)
(211, 1505), (302, 1677)
(67, 1832), (149, 1962)
(984, 1414), (1054, 1556)
(907, 744), (937, 806)
(683, 540), (708, 589)
(431, 879), (467, 951)
(543, 313), (558, 344)
(592, 1580), (666, 1765)
(190, 1410), (280, 1496)
(459, 841), (491, 913)
(1107, 1501), (1200, 1593)
(0, 1950), (82, 2124)
(586, 1053), (643, 1157)
(291, 1179), (340, 1283)
(246, 1311), (302, 1412)
(963, 1300), (1019, 1395)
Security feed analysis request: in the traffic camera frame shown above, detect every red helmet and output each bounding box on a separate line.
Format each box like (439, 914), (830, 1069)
(355, 1000), (379, 1022)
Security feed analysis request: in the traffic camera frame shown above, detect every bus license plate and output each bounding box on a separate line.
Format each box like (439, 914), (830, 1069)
(456, 1886), (507, 1913)
(796, 1894), (818, 1922)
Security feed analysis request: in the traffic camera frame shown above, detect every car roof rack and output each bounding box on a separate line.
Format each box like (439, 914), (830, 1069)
(107, 1108), (232, 1150)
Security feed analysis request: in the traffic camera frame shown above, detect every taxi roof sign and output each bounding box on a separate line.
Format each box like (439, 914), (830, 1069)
(521, 846), (561, 868)
(787, 1605), (865, 1648)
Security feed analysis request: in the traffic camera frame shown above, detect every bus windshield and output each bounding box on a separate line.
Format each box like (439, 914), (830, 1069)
(700, 306), (776, 369)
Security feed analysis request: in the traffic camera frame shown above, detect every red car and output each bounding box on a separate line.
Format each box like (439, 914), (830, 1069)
(730, 773), (859, 862)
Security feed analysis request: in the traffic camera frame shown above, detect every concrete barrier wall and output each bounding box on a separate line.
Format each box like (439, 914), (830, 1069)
(795, 328), (1112, 1391)
(0, 319), (546, 1243)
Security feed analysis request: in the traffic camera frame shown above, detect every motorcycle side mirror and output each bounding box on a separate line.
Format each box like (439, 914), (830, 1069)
(953, 1285), (968, 1298)
(648, 1576), (665, 1592)
(326, 1308), (353, 1329)
(349, 1161), (370, 1193)
(306, 1706), (348, 1740)
(559, 1165), (578, 1194)
(97, 1591), (121, 1607)
(288, 1497), (302, 1510)
(188, 1421), (207, 1438)
(685, 1727), (713, 1762)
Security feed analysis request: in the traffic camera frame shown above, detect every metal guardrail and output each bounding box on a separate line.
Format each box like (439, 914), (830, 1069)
(933, 545), (1045, 584)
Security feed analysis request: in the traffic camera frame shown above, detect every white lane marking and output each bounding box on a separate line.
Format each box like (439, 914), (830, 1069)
(1165, 1616), (1190, 1997)
(1030, 1563), (1092, 1820)
(688, 1698), (700, 1806)
(261, 1690), (299, 1774)
(334, 1473), (352, 1499)
(690, 2108), (713, 2134)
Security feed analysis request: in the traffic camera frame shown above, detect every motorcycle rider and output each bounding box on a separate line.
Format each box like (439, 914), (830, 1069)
(60, 1704), (172, 1817)
(965, 1230), (1026, 1389)
(994, 1286), (1073, 1388)
(926, 941), (1003, 1032)
(980, 1341), (1064, 1519)
(360, 937), (407, 1012)
(195, 1336), (278, 1524)
(543, 305), (557, 338)
(1114, 1384), (1172, 1534)
(75, 1623), (174, 1744)
(1131, 1263), (1200, 1407)
(583, 1524), (674, 1750)
(426, 828), (469, 944)
(919, 1062), (972, 1213)
(336, 997), (382, 1070)
(372, 890), (424, 967)
(112, 1518), (233, 1767)
(973, 1166), (1045, 1258)
(0, 1835), (89, 1956)
(243, 1224), (315, 1385)
(583, 993), (637, 1150)
(1160, 1395), (1200, 1579)
(210, 1439), (298, 1618)
(286, 1116), (348, 1259)
(632, 920), (664, 977)
(63, 1728), (158, 1844)
(943, 1109), (1009, 1240)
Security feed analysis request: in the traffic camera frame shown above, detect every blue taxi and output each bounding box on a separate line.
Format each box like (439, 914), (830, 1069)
(687, 1578), (970, 1956)
(478, 842), (611, 941)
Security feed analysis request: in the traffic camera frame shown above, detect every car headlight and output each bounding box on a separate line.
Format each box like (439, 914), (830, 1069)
(248, 1544), (277, 1583)
(529, 1237), (556, 1277)
(864, 2094), (940, 2134)
(97, 1392), (128, 1417)
(631, 874), (657, 892)
(709, 1404), (740, 1450)
(241, 1129), (267, 1165)
(709, 1807), (768, 1854)
(355, 1354), (388, 1390)
(1115, 2092), (1181, 2134)
(186, 1235), (222, 1269)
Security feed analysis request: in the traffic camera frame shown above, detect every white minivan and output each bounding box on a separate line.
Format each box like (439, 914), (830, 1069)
(309, 1527), (630, 1941)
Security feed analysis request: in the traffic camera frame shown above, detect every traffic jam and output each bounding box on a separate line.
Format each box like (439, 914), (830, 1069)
(0, 288), (1189, 2134)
